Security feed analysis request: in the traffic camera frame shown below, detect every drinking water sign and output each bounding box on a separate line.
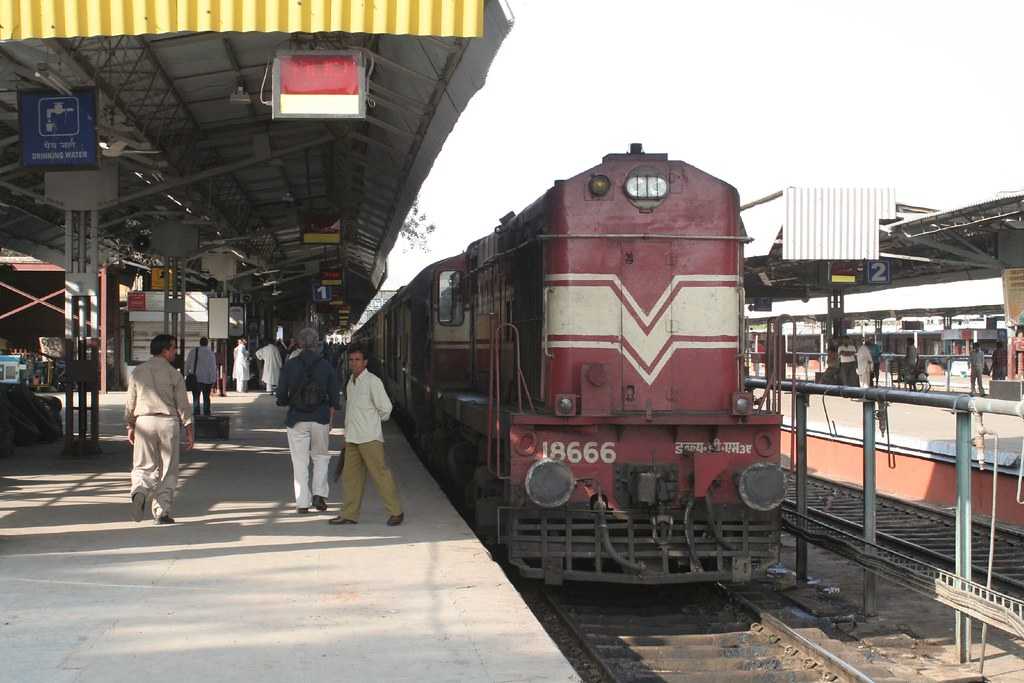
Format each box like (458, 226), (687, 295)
(18, 88), (98, 169)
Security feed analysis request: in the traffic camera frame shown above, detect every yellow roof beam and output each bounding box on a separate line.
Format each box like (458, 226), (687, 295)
(0, 0), (485, 40)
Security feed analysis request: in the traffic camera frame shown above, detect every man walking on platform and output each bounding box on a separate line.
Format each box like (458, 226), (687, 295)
(184, 337), (217, 416)
(276, 327), (339, 514)
(256, 339), (283, 393)
(329, 346), (403, 526)
(125, 334), (194, 525)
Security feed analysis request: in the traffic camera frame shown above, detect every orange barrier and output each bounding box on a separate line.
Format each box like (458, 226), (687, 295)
(782, 434), (1024, 527)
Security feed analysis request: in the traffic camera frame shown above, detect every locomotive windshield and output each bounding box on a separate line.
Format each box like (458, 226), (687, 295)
(438, 270), (463, 325)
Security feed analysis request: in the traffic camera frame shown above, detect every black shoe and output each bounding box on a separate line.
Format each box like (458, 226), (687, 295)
(328, 516), (357, 525)
(130, 490), (147, 522)
(386, 513), (404, 527)
(154, 515), (175, 525)
(312, 495), (327, 512)
(297, 508), (310, 514)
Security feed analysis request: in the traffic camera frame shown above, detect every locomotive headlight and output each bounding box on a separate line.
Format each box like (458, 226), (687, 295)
(525, 459), (576, 508)
(736, 463), (787, 512)
(588, 174), (611, 197)
(732, 392), (753, 416)
(625, 174), (668, 200)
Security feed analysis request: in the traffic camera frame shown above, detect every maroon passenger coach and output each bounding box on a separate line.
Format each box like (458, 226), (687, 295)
(353, 145), (785, 584)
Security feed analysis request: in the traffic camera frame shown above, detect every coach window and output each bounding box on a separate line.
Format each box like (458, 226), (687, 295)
(438, 270), (463, 326)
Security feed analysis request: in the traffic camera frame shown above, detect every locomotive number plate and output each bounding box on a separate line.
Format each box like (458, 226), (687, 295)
(541, 441), (617, 464)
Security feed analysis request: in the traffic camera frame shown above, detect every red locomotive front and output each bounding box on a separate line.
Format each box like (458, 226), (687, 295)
(357, 145), (784, 585)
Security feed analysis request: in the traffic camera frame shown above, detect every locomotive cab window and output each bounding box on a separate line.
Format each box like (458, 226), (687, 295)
(438, 270), (464, 326)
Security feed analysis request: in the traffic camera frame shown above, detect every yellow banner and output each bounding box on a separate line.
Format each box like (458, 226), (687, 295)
(1, 0), (484, 40)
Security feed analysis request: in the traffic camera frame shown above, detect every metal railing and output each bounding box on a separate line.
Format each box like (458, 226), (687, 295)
(747, 351), (997, 392)
(747, 376), (1024, 666)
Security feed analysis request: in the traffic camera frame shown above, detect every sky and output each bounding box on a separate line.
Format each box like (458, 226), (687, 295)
(381, 0), (1024, 314)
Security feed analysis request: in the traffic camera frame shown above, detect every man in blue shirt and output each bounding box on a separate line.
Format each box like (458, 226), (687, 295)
(275, 327), (341, 514)
(868, 337), (882, 387)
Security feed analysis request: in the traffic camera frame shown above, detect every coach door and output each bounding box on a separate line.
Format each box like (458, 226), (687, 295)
(619, 239), (677, 413)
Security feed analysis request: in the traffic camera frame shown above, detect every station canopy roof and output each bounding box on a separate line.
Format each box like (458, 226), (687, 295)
(744, 191), (1024, 302)
(0, 0), (510, 325)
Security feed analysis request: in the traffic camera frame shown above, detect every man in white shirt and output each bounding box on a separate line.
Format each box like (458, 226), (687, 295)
(836, 336), (858, 387)
(856, 339), (873, 388)
(255, 340), (282, 393)
(329, 346), (403, 526)
(232, 339), (249, 393)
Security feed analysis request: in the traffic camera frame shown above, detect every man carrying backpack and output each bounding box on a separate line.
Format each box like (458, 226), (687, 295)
(275, 327), (340, 514)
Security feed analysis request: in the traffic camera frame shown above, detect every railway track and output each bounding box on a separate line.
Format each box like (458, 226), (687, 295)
(543, 582), (899, 683)
(785, 476), (1024, 595)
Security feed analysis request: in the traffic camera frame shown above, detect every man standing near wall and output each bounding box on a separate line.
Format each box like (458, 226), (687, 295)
(125, 334), (194, 525)
(329, 346), (403, 526)
(184, 337), (217, 416)
(970, 343), (987, 397)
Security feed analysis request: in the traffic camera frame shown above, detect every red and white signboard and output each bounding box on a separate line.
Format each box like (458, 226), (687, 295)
(273, 51), (366, 119)
(127, 291), (146, 311)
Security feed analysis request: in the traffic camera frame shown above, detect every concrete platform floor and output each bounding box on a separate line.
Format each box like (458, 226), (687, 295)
(779, 389), (1024, 463)
(0, 392), (579, 683)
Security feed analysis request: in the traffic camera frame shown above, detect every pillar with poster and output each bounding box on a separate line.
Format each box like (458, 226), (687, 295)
(995, 269), (1024, 399)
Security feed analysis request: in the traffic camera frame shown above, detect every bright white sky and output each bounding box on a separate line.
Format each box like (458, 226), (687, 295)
(382, 0), (1022, 314)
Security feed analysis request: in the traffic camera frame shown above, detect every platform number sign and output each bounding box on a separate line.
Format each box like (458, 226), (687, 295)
(865, 260), (892, 285)
(312, 284), (331, 302)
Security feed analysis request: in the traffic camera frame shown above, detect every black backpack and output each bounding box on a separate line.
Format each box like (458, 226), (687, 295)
(289, 355), (326, 412)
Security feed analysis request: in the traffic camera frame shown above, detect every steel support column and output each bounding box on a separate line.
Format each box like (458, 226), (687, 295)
(862, 399), (877, 616)
(99, 265), (107, 393)
(955, 410), (973, 664)
(795, 393), (809, 582)
(63, 208), (101, 456)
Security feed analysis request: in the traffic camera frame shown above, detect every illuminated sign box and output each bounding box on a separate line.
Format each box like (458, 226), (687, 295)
(272, 51), (366, 120)
(321, 269), (343, 286)
(301, 215), (342, 244)
(819, 261), (864, 287)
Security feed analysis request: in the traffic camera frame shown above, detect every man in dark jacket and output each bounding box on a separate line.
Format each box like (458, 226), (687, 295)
(275, 327), (340, 514)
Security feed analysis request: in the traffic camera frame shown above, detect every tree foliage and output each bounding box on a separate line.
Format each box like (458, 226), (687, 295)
(400, 200), (436, 252)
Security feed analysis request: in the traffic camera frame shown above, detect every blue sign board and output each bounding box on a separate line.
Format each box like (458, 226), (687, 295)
(18, 88), (98, 169)
(865, 259), (892, 285)
(312, 284), (331, 302)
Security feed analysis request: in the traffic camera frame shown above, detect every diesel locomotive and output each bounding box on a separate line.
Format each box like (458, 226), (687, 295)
(353, 145), (785, 584)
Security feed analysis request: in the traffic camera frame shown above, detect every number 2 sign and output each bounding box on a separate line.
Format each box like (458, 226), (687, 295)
(866, 259), (891, 285)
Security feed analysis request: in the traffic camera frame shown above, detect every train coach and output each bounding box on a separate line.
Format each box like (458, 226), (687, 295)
(353, 144), (785, 585)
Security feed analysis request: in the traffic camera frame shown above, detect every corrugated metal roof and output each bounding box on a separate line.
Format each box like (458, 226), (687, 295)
(782, 187), (895, 261)
(0, 0), (484, 40)
(885, 191), (1024, 236)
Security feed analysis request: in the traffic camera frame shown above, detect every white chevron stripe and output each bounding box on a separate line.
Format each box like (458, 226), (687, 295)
(545, 275), (740, 384)
(547, 339), (737, 385)
(544, 273), (740, 328)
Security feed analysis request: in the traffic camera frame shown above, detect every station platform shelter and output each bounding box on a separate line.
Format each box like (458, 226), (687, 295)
(0, 392), (579, 683)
